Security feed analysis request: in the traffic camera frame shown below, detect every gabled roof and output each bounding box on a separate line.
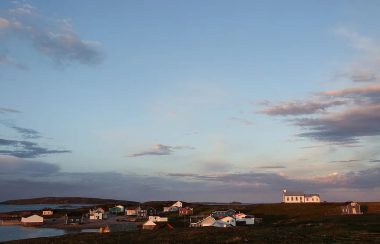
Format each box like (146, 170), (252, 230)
(24, 214), (43, 218)
(235, 213), (247, 218)
(143, 220), (156, 226)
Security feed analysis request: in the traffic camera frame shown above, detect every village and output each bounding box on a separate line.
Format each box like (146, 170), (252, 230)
(0, 200), (258, 231)
(0, 189), (365, 235)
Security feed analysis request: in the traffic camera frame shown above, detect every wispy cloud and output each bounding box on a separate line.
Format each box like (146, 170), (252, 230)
(129, 144), (194, 157)
(0, 54), (27, 70)
(321, 83), (380, 103)
(260, 38), (380, 145)
(258, 165), (286, 169)
(9, 125), (41, 139)
(0, 107), (21, 114)
(335, 28), (380, 83)
(199, 160), (233, 172)
(260, 100), (346, 116)
(167, 168), (380, 191)
(229, 117), (253, 126)
(295, 104), (380, 143)
(347, 67), (378, 82)
(0, 121), (41, 139)
(337, 28), (380, 55)
(166, 173), (199, 177)
(0, 138), (71, 158)
(0, 2), (104, 67)
(328, 159), (360, 163)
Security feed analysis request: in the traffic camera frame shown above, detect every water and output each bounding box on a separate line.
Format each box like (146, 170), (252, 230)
(0, 204), (97, 242)
(0, 226), (65, 242)
(0, 225), (98, 242)
(0, 204), (94, 213)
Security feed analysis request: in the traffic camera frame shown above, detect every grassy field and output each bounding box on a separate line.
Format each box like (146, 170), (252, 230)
(6, 202), (380, 243)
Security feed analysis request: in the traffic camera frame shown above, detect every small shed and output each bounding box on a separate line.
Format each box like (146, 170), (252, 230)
(341, 202), (362, 215)
(42, 208), (53, 216)
(143, 220), (157, 230)
(179, 207), (193, 216)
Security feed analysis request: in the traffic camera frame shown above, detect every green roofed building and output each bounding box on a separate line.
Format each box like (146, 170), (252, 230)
(109, 205), (124, 214)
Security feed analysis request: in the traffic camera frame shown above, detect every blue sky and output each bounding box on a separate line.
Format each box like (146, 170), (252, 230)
(0, 0), (380, 202)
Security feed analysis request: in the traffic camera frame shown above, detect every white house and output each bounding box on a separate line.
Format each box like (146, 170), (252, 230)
(282, 189), (320, 203)
(21, 214), (44, 224)
(89, 208), (106, 220)
(213, 216), (236, 227)
(148, 216), (168, 222)
(126, 207), (140, 216)
(172, 201), (183, 208)
(341, 202), (362, 215)
(163, 201), (183, 212)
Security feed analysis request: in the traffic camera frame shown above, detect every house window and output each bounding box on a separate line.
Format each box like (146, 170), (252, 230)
(287, 197), (289, 201)
(291, 197), (293, 201)
(296, 197), (298, 201)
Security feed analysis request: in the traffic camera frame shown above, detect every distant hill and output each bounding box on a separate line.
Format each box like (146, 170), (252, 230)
(1, 197), (139, 205)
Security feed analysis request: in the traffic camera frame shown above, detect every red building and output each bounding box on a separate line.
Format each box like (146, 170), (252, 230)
(179, 207), (193, 216)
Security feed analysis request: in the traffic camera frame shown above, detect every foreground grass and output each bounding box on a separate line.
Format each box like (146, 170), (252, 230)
(7, 202), (380, 243)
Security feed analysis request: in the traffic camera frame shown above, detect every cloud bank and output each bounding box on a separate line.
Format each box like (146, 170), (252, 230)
(1, 155), (379, 202)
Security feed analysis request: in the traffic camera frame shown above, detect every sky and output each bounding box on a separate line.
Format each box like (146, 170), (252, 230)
(0, 0), (380, 203)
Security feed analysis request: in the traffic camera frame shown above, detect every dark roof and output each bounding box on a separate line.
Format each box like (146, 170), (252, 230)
(126, 207), (138, 210)
(304, 194), (320, 197)
(283, 191), (304, 196)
